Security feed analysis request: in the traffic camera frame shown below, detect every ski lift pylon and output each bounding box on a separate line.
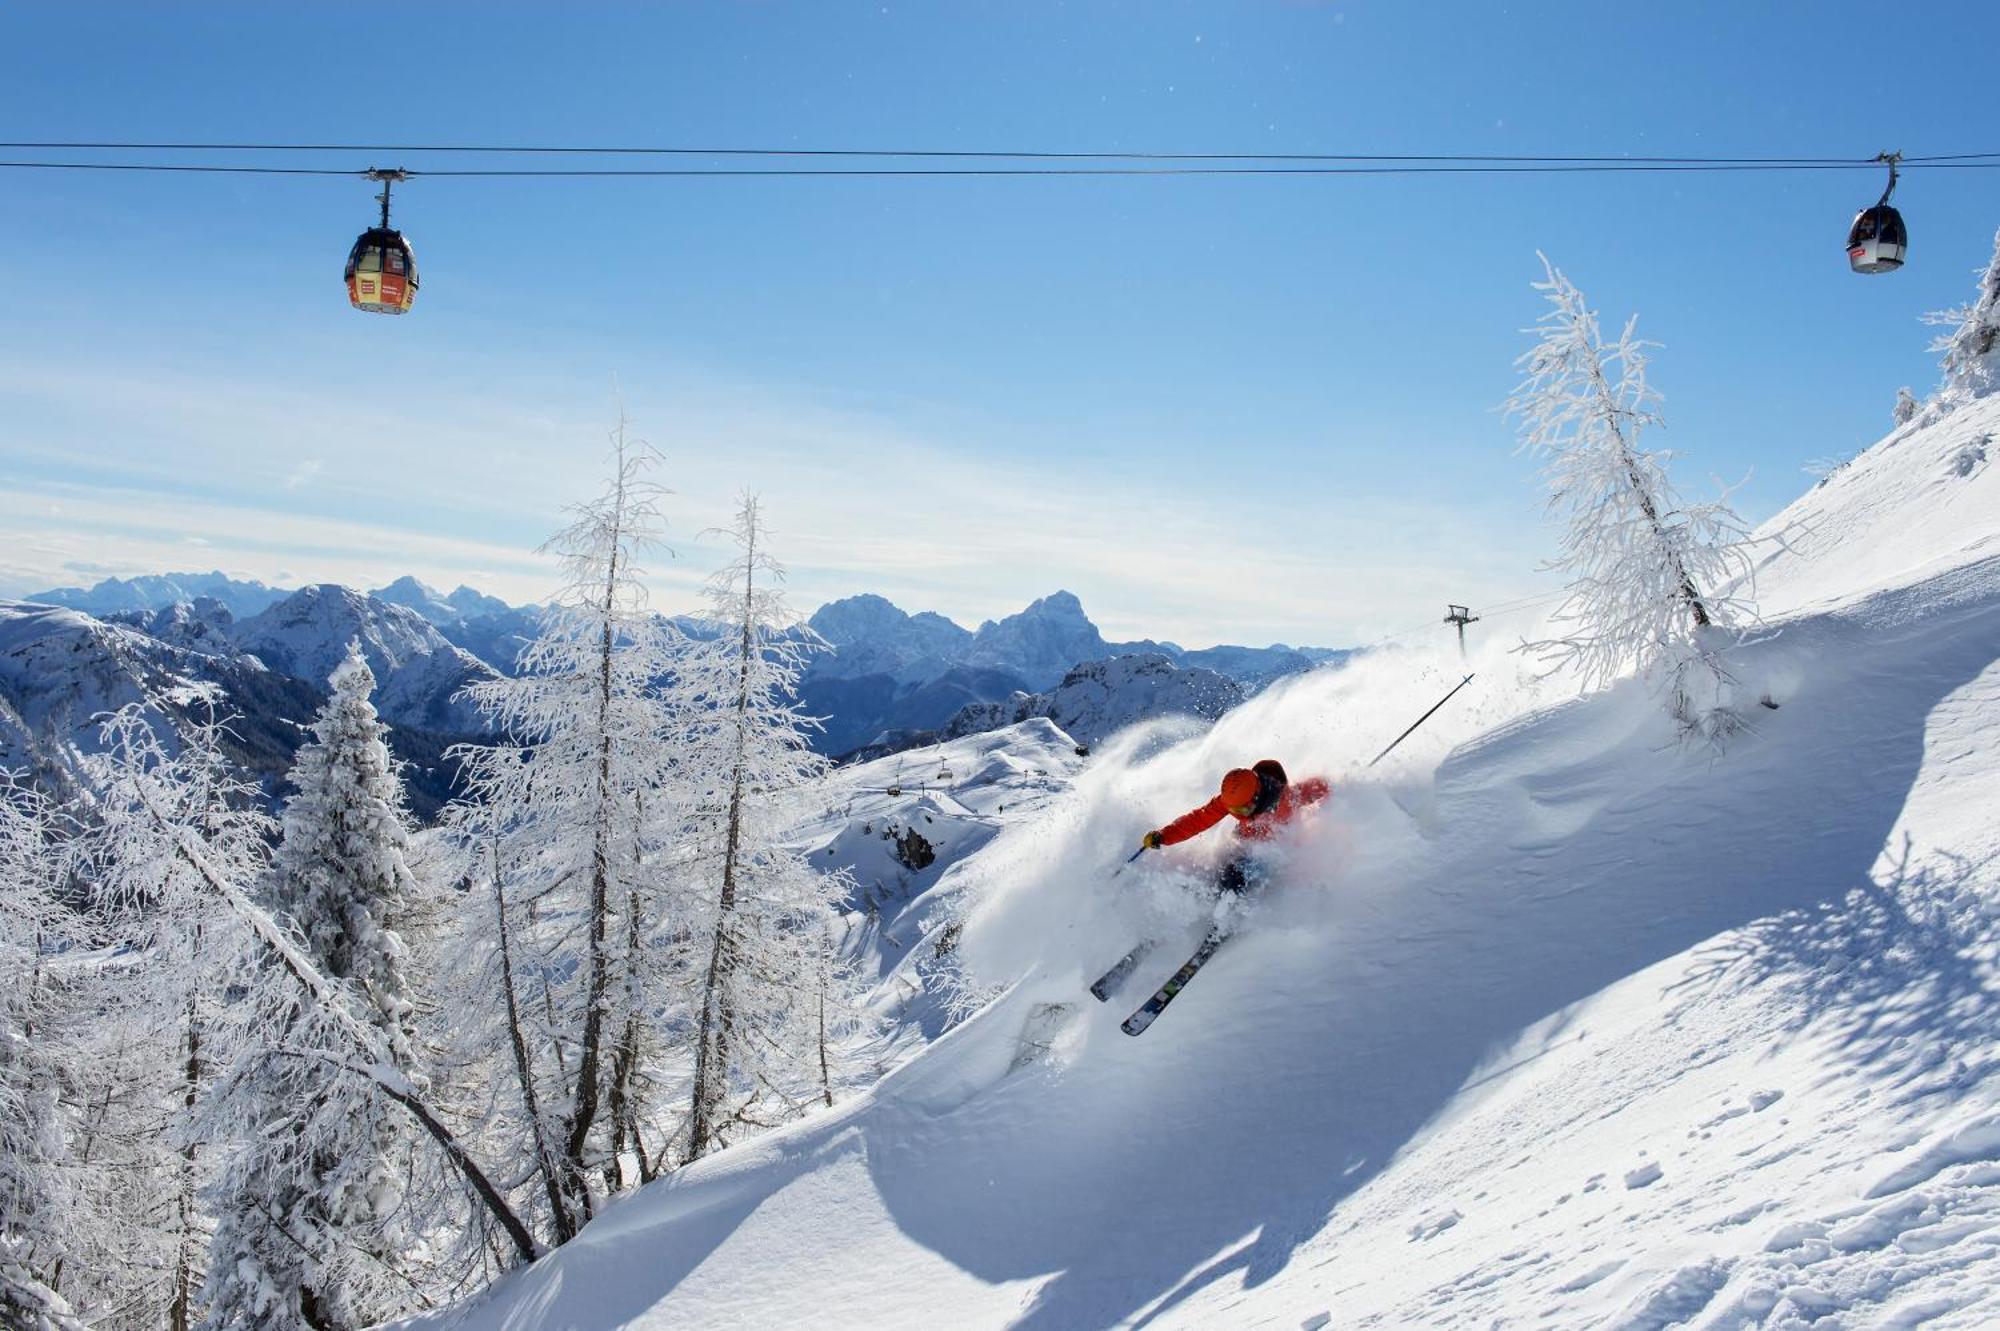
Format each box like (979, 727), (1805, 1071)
(346, 168), (419, 313)
(1847, 152), (1908, 275)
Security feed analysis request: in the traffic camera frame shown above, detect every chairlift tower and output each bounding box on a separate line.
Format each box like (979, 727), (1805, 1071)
(1444, 604), (1480, 658)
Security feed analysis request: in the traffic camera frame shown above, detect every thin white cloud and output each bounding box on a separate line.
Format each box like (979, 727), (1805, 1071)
(0, 346), (1553, 645)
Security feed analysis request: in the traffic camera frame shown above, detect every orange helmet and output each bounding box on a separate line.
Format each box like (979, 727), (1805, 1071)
(1219, 768), (1260, 809)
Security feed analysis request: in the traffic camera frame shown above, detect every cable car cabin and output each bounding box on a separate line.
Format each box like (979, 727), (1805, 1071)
(1847, 205), (1908, 274)
(346, 228), (418, 313)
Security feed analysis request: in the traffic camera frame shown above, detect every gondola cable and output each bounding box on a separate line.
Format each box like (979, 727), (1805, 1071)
(5, 158), (2000, 177)
(4, 143), (1989, 312)
(3, 139), (1998, 165)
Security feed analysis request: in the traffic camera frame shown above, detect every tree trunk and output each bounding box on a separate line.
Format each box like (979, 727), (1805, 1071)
(560, 501), (624, 1227)
(686, 517), (758, 1165)
(605, 872), (650, 1190)
(817, 976), (834, 1109)
(168, 977), (202, 1331)
(1588, 354), (1713, 629)
(491, 825), (571, 1242)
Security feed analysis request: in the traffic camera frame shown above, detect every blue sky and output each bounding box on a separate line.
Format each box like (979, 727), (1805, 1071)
(2, 2), (1995, 646)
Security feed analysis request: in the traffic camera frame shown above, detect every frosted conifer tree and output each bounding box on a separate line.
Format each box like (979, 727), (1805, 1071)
(677, 496), (859, 1163)
(1893, 386), (1919, 426)
(203, 646), (424, 1331)
(83, 700), (533, 1326)
(1506, 256), (1756, 737)
(1925, 226), (2000, 408)
(451, 428), (688, 1238)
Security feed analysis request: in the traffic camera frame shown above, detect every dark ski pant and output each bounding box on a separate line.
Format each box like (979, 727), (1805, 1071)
(1216, 854), (1267, 897)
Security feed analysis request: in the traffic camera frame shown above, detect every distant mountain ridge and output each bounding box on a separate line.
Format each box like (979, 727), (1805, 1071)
(373, 575), (512, 626)
(31, 570), (289, 620)
(801, 588), (1345, 757)
(24, 572), (1348, 761)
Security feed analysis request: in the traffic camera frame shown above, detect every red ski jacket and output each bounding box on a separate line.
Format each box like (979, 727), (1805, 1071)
(1156, 776), (1331, 847)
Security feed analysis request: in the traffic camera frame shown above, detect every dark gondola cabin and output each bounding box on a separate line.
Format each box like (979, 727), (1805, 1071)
(346, 228), (418, 313)
(1848, 153), (1907, 275)
(1847, 205), (1907, 275)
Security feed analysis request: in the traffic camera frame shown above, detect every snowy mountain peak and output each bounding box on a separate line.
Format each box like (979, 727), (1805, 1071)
(805, 594), (975, 687)
(964, 589), (1110, 690)
(232, 585), (494, 731)
(808, 592), (906, 641)
(372, 576), (516, 627)
(446, 585), (512, 618)
(111, 597), (238, 653)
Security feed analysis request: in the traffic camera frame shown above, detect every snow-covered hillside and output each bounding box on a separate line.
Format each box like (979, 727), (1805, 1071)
(943, 653), (1243, 747)
(392, 393), (2000, 1331)
(805, 719), (1090, 1044)
(230, 584), (495, 734)
(0, 600), (321, 787)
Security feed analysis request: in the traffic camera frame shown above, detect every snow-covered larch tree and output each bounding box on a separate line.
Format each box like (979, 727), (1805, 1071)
(449, 427), (689, 1240)
(0, 775), (84, 1331)
(79, 699), (278, 1331)
(1925, 225), (2000, 408)
(202, 645), (425, 1331)
(1506, 255), (1757, 738)
(677, 495), (860, 1164)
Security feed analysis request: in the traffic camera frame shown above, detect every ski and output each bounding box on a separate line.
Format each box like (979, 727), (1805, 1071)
(1089, 941), (1156, 1002)
(1121, 926), (1230, 1036)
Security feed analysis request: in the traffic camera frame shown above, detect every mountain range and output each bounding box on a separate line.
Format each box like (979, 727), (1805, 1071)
(2, 585), (498, 817)
(13, 573), (1347, 777)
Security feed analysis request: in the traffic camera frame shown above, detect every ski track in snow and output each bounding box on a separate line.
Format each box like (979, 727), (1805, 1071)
(392, 398), (2000, 1329)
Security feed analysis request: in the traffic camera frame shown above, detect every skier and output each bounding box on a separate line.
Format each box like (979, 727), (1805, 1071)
(1139, 758), (1330, 895)
(1084, 758), (1331, 1033)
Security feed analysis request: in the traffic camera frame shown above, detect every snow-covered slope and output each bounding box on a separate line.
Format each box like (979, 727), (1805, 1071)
(397, 398), (2000, 1331)
(801, 719), (1090, 1044)
(1749, 395), (1998, 616)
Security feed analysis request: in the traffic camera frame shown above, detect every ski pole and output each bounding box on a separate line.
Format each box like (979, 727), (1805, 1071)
(1124, 846), (1149, 865)
(1366, 673), (1476, 768)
